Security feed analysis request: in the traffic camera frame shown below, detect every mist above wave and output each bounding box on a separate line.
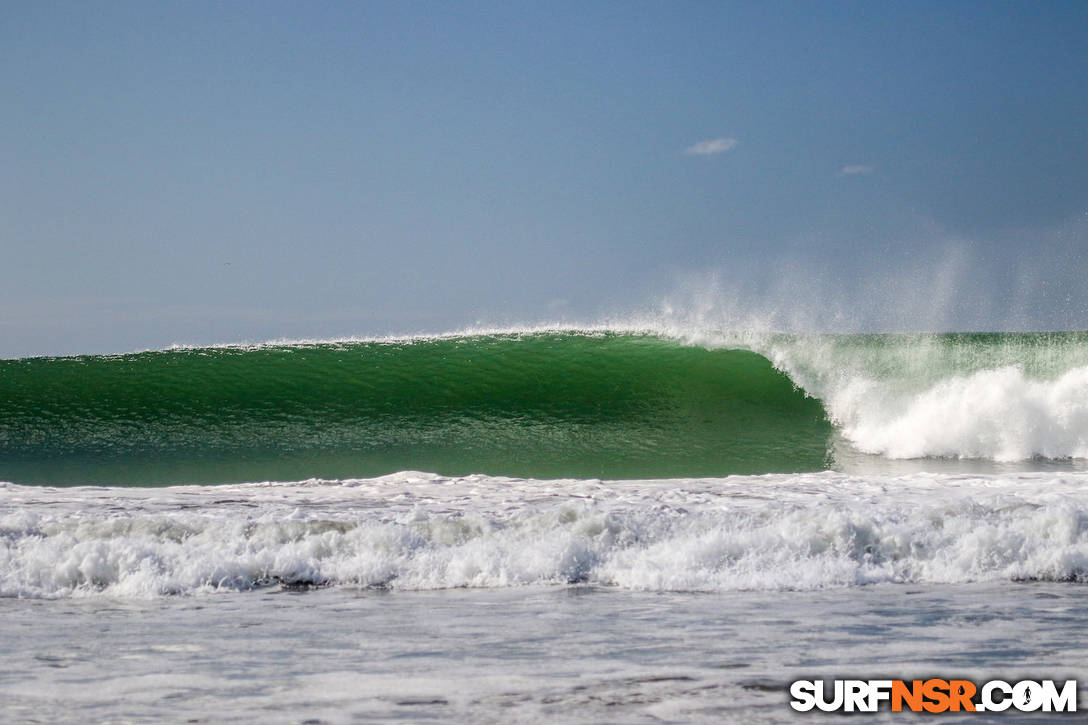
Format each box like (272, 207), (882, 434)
(644, 269), (1088, 463)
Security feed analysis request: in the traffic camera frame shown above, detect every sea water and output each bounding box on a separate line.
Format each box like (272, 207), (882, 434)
(2, 328), (1088, 722)
(4, 583), (1086, 723)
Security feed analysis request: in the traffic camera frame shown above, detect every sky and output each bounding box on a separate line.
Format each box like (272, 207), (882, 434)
(2, 0), (1087, 356)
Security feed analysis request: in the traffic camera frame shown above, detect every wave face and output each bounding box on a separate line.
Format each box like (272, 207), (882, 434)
(2, 329), (1087, 485)
(0, 332), (829, 485)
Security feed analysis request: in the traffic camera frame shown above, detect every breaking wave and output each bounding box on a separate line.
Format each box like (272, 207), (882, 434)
(1, 328), (1086, 485)
(4, 472), (1088, 598)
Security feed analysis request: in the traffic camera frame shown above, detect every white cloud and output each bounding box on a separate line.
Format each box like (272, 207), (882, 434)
(839, 165), (874, 176)
(684, 138), (738, 156)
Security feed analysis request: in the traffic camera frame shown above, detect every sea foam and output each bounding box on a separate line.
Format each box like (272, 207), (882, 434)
(739, 332), (1088, 462)
(3, 472), (1088, 598)
(828, 364), (1088, 461)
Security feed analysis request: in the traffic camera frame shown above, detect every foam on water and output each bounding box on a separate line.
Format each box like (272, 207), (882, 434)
(826, 364), (1088, 460)
(761, 336), (1088, 463)
(4, 471), (1088, 599)
(639, 289), (1088, 462)
(648, 322), (1088, 463)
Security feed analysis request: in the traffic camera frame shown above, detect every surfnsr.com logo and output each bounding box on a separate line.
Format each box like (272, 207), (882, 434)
(789, 679), (1077, 713)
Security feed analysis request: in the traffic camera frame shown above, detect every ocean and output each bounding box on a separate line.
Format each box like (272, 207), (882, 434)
(3, 327), (1088, 722)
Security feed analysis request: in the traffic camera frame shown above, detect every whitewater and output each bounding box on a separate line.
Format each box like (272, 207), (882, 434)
(6, 471), (1088, 598)
(3, 324), (1088, 722)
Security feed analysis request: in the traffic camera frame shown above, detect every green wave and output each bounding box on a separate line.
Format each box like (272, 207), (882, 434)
(0, 332), (831, 485)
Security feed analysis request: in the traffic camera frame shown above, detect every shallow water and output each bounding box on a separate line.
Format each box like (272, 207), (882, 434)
(2, 582), (1084, 723)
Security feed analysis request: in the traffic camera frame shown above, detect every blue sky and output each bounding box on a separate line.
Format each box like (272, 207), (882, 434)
(3, 1), (1087, 355)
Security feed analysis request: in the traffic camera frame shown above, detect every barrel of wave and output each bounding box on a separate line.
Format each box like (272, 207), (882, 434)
(0, 331), (834, 485)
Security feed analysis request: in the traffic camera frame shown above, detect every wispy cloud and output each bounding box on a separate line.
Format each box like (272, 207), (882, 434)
(839, 164), (874, 176)
(685, 138), (738, 156)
